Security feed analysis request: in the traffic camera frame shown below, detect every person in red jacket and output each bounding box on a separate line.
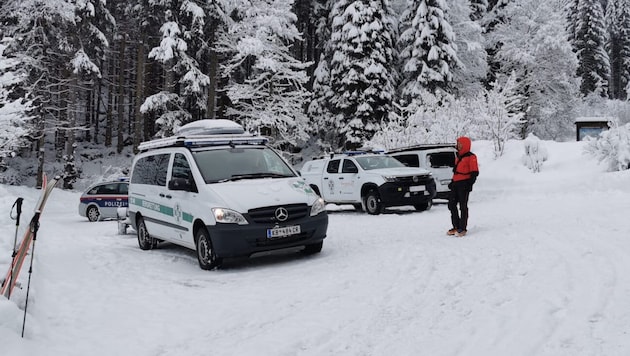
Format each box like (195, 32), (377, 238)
(447, 136), (479, 237)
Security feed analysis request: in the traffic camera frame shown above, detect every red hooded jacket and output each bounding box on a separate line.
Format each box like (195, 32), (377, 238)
(452, 137), (479, 183)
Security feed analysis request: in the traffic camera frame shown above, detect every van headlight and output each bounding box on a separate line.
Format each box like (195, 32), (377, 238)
(212, 208), (248, 225)
(310, 197), (326, 216)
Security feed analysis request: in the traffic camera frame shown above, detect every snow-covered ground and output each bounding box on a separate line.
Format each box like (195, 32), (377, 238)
(1, 139), (630, 356)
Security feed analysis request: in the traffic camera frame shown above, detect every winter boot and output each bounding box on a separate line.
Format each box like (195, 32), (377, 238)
(447, 228), (457, 236)
(456, 229), (467, 237)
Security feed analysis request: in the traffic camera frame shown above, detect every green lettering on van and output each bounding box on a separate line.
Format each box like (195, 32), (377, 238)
(130, 197), (174, 217)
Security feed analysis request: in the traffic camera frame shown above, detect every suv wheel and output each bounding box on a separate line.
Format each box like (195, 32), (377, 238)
(195, 227), (222, 270)
(364, 190), (382, 215)
(414, 200), (433, 211)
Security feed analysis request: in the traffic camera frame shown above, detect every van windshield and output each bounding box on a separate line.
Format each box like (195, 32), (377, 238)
(192, 147), (297, 183)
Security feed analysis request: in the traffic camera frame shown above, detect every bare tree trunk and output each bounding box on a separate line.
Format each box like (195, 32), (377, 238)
(117, 37), (127, 153)
(105, 52), (114, 147)
(134, 39), (145, 152)
(207, 49), (218, 119)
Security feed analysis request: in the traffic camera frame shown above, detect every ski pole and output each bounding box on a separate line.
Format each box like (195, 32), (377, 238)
(21, 212), (40, 338)
(6, 197), (23, 300)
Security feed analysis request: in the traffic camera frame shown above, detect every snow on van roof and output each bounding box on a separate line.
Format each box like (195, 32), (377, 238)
(176, 119), (245, 135)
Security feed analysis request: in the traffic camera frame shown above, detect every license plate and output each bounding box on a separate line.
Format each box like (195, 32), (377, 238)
(409, 185), (425, 192)
(267, 225), (301, 239)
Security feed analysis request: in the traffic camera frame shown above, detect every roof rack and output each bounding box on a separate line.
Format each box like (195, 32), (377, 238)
(137, 134), (268, 151)
(387, 143), (456, 153)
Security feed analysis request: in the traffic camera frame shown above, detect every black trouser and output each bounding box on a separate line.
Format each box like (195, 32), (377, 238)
(448, 181), (471, 231)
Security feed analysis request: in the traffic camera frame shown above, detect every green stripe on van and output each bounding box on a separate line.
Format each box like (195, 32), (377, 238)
(130, 197), (174, 217)
(182, 212), (193, 223)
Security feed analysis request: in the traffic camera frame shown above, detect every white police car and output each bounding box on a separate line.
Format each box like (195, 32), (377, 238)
(78, 179), (129, 222)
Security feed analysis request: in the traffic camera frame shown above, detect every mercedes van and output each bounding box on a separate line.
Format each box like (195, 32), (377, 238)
(127, 119), (328, 270)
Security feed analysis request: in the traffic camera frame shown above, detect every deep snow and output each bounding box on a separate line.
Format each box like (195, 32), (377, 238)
(1, 139), (630, 356)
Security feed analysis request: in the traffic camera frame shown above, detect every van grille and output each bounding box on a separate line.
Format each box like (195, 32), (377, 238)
(248, 204), (309, 224)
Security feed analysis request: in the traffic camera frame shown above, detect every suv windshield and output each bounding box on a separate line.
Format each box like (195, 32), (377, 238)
(354, 156), (406, 170)
(192, 147), (296, 183)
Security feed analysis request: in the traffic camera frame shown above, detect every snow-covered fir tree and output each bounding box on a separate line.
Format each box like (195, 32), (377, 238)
(606, 0), (630, 100)
(488, 0), (580, 139)
(0, 39), (32, 174)
(326, 0), (398, 150)
(398, 0), (459, 101)
(141, 0), (213, 137)
(572, 0), (610, 97)
(217, 0), (311, 150)
(448, 0), (487, 97)
(469, 0), (488, 21)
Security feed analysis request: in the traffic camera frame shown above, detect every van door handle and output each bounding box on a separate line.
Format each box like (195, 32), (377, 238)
(160, 193), (172, 199)
(165, 195), (172, 199)
(338, 177), (344, 180)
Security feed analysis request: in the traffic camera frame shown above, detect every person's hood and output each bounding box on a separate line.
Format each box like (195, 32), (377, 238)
(457, 137), (472, 156)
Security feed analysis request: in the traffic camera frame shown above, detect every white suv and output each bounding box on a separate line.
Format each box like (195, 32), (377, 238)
(300, 151), (436, 214)
(127, 119), (328, 270)
(389, 144), (457, 200)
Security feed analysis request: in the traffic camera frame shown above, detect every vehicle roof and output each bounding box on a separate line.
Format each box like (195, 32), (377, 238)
(388, 144), (456, 154)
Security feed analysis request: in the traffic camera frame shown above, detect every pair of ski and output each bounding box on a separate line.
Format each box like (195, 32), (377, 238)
(1, 174), (59, 299)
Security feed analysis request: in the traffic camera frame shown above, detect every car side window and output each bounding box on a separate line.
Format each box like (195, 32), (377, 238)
(326, 159), (340, 174)
(172, 153), (193, 180)
(131, 153), (170, 186)
(342, 159), (358, 173)
(118, 183), (129, 194)
(393, 154), (419, 167)
(96, 183), (117, 195)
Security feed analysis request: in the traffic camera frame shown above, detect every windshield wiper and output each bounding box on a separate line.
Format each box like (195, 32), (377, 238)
(224, 172), (294, 181)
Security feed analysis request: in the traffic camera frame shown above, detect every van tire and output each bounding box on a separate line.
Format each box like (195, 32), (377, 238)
(195, 227), (222, 270)
(137, 217), (157, 250)
(364, 190), (382, 215)
(86, 206), (100, 222)
(302, 241), (323, 254)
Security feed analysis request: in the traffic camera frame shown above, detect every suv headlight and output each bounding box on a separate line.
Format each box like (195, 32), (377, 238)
(310, 197), (326, 216)
(212, 208), (248, 225)
(382, 175), (397, 182)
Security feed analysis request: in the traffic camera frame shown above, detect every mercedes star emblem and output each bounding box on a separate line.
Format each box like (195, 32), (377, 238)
(275, 207), (289, 222)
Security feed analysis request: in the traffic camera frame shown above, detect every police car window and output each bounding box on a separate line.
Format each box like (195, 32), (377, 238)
(118, 183), (128, 194)
(172, 153), (193, 180)
(131, 154), (170, 186)
(96, 183), (117, 195)
(326, 160), (340, 173)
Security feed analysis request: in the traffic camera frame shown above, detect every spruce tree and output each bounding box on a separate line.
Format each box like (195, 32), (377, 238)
(574, 0), (610, 97)
(606, 0), (630, 99)
(327, 0), (397, 150)
(398, 0), (459, 100)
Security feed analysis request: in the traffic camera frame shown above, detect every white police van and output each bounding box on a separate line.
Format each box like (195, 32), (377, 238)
(128, 119), (328, 270)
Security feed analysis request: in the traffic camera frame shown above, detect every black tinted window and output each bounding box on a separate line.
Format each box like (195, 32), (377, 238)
(342, 159), (358, 173)
(393, 154), (419, 167)
(172, 153), (193, 180)
(326, 160), (340, 173)
(429, 152), (456, 168)
(131, 154), (170, 186)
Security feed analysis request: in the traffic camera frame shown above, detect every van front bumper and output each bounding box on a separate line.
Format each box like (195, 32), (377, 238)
(207, 213), (328, 258)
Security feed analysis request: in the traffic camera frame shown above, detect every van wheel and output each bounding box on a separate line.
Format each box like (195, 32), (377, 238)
(302, 241), (323, 255)
(195, 227), (222, 270)
(86, 206), (100, 222)
(364, 190), (382, 215)
(414, 200), (433, 211)
(137, 217), (157, 250)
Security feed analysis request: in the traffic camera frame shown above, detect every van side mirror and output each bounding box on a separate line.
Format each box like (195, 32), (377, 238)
(168, 177), (193, 192)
